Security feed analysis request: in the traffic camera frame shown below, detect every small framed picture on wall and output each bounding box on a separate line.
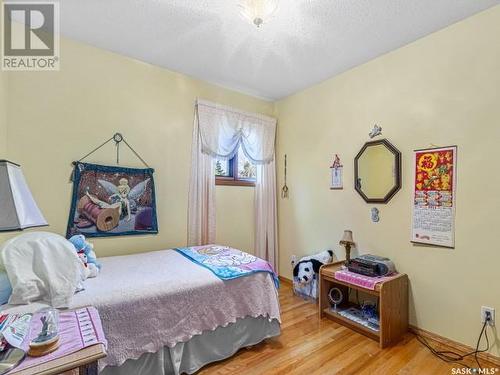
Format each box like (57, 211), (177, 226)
(330, 154), (343, 190)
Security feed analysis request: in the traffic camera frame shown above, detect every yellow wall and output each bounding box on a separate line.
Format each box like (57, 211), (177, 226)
(0, 35), (268, 255)
(0, 70), (6, 157)
(216, 186), (255, 252)
(0, 6), (5, 158)
(275, 5), (500, 355)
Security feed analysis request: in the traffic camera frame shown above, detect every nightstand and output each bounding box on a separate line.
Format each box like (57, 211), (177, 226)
(319, 261), (408, 348)
(7, 306), (107, 375)
(9, 343), (106, 375)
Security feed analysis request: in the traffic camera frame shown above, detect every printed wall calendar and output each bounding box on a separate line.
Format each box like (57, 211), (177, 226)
(411, 146), (457, 248)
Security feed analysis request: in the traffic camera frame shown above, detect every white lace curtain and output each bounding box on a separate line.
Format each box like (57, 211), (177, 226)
(188, 99), (279, 271)
(197, 99), (276, 164)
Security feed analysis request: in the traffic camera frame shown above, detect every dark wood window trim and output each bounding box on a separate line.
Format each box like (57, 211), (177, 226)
(215, 154), (256, 187)
(216, 177), (255, 187)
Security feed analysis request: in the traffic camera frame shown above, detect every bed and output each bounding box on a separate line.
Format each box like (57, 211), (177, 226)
(0, 248), (281, 374)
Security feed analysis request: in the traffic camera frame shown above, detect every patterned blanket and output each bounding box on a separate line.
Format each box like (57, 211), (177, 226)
(176, 245), (279, 288)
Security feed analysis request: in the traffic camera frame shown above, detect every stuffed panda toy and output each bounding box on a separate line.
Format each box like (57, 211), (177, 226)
(292, 250), (334, 300)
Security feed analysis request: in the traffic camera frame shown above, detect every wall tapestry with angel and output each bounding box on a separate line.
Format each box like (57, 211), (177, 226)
(66, 162), (158, 238)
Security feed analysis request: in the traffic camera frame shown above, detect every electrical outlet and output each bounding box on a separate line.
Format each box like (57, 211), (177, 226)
(481, 306), (495, 326)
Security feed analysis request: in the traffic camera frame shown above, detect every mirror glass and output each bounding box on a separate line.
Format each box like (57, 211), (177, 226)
(355, 139), (401, 203)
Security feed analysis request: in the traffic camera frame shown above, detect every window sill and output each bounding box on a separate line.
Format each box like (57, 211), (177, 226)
(216, 177), (255, 187)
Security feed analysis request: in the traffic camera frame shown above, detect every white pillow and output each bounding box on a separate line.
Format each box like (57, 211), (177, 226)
(0, 271), (12, 305)
(0, 232), (83, 308)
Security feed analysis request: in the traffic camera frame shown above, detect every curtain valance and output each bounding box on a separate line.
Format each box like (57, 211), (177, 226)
(196, 99), (277, 165)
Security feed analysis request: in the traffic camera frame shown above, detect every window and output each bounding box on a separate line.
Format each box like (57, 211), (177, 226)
(215, 145), (256, 186)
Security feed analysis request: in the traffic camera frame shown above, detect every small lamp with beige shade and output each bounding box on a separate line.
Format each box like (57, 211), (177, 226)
(339, 230), (355, 263)
(0, 160), (48, 232)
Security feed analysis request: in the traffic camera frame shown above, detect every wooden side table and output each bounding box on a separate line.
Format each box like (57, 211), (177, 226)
(319, 261), (408, 348)
(9, 343), (106, 375)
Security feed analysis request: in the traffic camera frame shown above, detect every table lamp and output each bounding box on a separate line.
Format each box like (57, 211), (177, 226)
(0, 160), (48, 232)
(339, 230), (355, 263)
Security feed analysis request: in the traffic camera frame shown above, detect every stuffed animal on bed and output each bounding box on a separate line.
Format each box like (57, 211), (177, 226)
(68, 235), (100, 278)
(292, 250), (334, 299)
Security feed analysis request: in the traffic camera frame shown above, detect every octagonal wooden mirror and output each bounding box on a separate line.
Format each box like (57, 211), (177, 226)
(354, 139), (401, 204)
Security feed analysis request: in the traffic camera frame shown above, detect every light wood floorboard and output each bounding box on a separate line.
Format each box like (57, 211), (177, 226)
(198, 282), (496, 375)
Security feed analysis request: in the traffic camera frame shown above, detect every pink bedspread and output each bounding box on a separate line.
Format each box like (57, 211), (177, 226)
(1, 249), (281, 370)
(334, 269), (398, 290)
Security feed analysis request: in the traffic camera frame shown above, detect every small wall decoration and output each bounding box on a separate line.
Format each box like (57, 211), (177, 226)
(369, 124), (382, 139)
(330, 154), (343, 190)
(67, 162), (158, 238)
(411, 146), (457, 248)
(371, 207), (380, 223)
(281, 154), (289, 199)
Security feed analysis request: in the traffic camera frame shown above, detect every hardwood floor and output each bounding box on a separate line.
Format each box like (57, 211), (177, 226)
(199, 282), (495, 375)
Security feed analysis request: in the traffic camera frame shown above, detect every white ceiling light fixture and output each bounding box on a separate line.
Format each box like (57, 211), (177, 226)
(239, 0), (279, 28)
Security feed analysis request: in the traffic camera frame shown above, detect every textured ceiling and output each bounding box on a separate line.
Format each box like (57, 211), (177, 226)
(53, 1), (500, 100)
